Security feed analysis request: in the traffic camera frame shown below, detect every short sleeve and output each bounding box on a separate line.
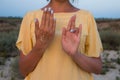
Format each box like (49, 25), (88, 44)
(16, 12), (33, 55)
(85, 13), (103, 57)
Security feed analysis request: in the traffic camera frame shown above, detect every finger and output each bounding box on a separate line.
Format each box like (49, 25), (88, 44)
(78, 24), (82, 38)
(71, 27), (79, 35)
(34, 18), (39, 31)
(67, 15), (76, 31)
(53, 18), (56, 34)
(49, 9), (54, 31)
(67, 16), (72, 30)
(62, 27), (66, 39)
(41, 8), (47, 29)
(45, 7), (51, 29)
(71, 15), (76, 29)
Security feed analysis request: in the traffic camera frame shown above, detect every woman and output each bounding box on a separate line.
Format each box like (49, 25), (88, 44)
(16, 0), (103, 80)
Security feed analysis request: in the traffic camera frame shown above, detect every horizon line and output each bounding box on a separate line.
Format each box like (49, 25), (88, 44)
(0, 16), (120, 19)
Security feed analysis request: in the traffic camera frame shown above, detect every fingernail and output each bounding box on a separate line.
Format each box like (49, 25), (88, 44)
(44, 8), (47, 11)
(51, 10), (53, 14)
(48, 7), (51, 11)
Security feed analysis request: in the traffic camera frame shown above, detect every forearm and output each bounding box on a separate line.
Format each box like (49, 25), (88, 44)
(19, 43), (46, 77)
(71, 52), (102, 74)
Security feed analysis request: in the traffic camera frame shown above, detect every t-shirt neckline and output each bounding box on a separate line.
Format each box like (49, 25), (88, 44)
(39, 9), (81, 15)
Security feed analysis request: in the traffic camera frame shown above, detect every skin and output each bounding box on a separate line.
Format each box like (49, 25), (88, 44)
(19, 8), (56, 77)
(61, 15), (102, 74)
(19, 0), (102, 77)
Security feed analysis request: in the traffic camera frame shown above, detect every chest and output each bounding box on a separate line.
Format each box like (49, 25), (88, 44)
(30, 14), (88, 50)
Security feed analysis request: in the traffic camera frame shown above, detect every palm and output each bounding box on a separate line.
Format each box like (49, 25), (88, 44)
(61, 15), (82, 56)
(62, 29), (80, 55)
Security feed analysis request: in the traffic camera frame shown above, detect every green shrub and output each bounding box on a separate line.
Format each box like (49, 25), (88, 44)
(101, 66), (109, 75)
(0, 17), (21, 57)
(116, 76), (120, 80)
(10, 56), (24, 79)
(99, 30), (120, 50)
(116, 57), (120, 65)
(0, 31), (19, 57)
(0, 57), (5, 65)
(100, 51), (118, 75)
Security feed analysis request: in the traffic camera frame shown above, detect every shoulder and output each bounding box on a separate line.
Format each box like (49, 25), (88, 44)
(77, 9), (94, 18)
(76, 9), (96, 23)
(22, 9), (43, 23)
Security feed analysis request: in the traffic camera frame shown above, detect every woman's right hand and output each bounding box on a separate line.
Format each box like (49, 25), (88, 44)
(18, 8), (56, 77)
(35, 8), (56, 49)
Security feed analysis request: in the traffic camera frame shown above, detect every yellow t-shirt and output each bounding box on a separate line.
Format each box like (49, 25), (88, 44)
(16, 10), (103, 80)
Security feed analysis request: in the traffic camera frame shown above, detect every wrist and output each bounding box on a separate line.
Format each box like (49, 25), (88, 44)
(71, 51), (81, 59)
(34, 42), (45, 51)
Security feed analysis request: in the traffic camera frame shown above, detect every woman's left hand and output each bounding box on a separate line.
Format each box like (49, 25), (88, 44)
(61, 15), (82, 56)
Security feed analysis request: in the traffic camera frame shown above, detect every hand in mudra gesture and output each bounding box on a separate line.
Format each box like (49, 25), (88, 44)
(35, 8), (56, 48)
(62, 15), (82, 56)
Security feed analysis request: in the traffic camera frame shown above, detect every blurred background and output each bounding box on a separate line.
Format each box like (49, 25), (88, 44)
(0, 0), (120, 18)
(0, 0), (120, 80)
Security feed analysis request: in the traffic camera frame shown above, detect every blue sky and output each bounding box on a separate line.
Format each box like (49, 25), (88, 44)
(0, 0), (120, 18)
